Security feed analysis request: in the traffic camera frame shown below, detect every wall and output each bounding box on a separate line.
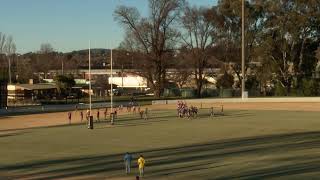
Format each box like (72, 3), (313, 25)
(152, 97), (320, 105)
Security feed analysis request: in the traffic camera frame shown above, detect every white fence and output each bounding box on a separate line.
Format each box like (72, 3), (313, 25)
(152, 97), (320, 105)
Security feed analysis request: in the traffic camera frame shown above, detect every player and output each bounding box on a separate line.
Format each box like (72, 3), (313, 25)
(138, 155), (146, 177)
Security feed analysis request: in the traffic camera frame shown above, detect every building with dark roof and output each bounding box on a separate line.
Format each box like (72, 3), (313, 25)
(7, 83), (57, 100)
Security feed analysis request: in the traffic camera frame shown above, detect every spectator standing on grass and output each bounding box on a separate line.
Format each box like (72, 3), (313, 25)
(124, 152), (133, 174)
(86, 109), (90, 121)
(68, 112), (72, 124)
(138, 155), (146, 177)
(80, 111), (84, 122)
(97, 109), (100, 122)
(144, 108), (148, 120)
(133, 106), (136, 114)
(104, 108), (107, 120)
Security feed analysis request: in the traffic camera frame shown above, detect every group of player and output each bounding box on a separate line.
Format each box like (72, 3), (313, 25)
(67, 101), (149, 124)
(177, 101), (198, 118)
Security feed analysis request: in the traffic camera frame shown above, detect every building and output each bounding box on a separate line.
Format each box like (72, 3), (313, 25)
(7, 83), (57, 100)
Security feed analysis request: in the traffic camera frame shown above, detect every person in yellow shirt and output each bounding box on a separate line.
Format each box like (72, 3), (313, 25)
(137, 155), (145, 177)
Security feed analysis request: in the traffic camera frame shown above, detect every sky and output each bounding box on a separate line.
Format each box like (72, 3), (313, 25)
(0, 0), (217, 53)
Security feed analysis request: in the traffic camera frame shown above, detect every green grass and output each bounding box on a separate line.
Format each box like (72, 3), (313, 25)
(1, 109), (320, 179)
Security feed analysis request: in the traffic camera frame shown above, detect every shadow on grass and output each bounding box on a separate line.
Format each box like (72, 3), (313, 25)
(0, 109), (251, 134)
(1, 131), (320, 179)
(0, 131), (29, 138)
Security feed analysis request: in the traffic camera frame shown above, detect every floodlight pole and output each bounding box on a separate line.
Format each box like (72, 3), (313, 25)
(110, 49), (114, 124)
(89, 41), (92, 114)
(88, 41), (93, 129)
(241, 0), (246, 99)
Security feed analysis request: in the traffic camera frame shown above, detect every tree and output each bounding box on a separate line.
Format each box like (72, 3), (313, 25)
(114, 0), (185, 97)
(15, 56), (33, 83)
(40, 43), (54, 54)
(0, 32), (6, 54)
(209, 0), (242, 85)
(94, 75), (109, 97)
(35, 43), (56, 79)
(0, 33), (8, 82)
(251, 0), (320, 95)
(54, 75), (75, 98)
(208, 0), (265, 88)
(180, 5), (216, 97)
(216, 72), (234, 89)
(3, 35), (16, 84)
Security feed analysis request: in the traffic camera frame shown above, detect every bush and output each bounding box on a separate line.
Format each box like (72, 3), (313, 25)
(201, 88), (219, 97)
(216, 72), (234, 89)
(274, 81), (287, 96)
(220, 89), (233, 97)
(163, 88), (180, 97)
(245, 76), (259, 91)
(301, 78), (319, 96)
(181, 89), (196, 98)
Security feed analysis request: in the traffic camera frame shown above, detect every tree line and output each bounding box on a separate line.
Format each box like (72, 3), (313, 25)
(1, 0), (320, 98)
(114, 0), (320, 97)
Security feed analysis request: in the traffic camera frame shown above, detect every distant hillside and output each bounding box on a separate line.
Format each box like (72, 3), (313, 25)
(67, 48), (111, 56)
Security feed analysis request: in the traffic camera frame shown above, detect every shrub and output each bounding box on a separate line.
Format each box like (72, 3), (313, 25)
(216, 72), (234, 89)
(274, 81), (287, 96)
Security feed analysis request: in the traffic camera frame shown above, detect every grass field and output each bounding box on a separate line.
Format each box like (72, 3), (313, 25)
(1, 108), (320, 179)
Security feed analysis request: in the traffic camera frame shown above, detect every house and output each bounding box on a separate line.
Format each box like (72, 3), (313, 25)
(7, 83), (57, 100)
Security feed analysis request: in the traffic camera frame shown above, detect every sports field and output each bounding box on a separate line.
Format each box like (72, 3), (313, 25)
(1, 102), (320, 179)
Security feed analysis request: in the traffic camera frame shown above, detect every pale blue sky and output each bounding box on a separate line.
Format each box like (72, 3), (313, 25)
(0, 0), (217, 53)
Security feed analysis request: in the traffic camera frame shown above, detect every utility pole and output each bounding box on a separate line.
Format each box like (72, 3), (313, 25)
(241, 0), (246, 99)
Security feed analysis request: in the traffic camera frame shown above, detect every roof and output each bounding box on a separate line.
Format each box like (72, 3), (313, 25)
(15, 84), (56, 90)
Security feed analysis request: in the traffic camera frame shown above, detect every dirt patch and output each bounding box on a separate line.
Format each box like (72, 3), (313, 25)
(150, 102), (320, 112)
(0, 108), (131, 132)
(1, 102), (320, 132)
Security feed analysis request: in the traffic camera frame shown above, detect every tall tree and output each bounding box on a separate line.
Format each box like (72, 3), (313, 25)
(36, 43), (56, 79)
(114, 0), (185, 97)
(54, 75), (75, 98)
(4, 35), (16, 84)
(180, 6), (216, 97)
(208, 0), (265, 88)
(260, 0), (320, 94)
(40, 43), (54, 54)
(212, 0), (242, 84)
(0, 32), (6, 54)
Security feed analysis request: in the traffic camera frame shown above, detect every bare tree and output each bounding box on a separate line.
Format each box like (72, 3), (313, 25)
(40, 43), (54, 54)
(180, 6), (216, 97)
(0, 32), (6, 54)
(4, 36), (16, 84)
(36, 43), (56, 80)
(114, 0), (185, 97)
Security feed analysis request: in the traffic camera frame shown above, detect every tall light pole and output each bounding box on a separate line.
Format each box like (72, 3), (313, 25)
(241, 0), (246, 99)
(110, 49), (114, 125)
(89, 41), (92, 114)
(87, 41), (94, 129)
